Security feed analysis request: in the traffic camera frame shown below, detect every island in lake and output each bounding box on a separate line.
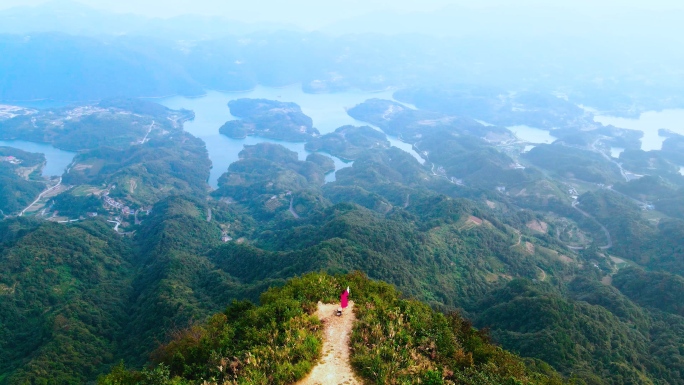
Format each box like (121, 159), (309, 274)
(305, 125), (389, 160)
(220, 98), (320, 141)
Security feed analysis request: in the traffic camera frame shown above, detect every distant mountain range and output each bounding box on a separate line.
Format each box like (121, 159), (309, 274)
(0, 1), (683, 113)
(3, 1), (684, 41)
(0, 32), (683, 116)
(0, 0), (300, 39)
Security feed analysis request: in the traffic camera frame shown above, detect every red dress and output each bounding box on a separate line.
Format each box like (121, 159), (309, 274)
(340, 290), (349, 309)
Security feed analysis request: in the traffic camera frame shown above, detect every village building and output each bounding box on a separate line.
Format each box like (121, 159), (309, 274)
(0, 155), (21, 165)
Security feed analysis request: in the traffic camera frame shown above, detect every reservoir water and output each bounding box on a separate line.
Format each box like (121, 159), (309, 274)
(594, 109), (684, 151)
(508, 125), (557, 144)
(159, 86), (423, 187)
(610, 147), (625, 159)
(0, 140), (76, 177)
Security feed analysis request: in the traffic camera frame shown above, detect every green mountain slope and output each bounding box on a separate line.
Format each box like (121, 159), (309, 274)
(2, 96), (684, 385)
(0, 219), (133, 384)
(0, 147), (45, 215)
(472, 279), (684, 384)
(99, 273), (567, 385)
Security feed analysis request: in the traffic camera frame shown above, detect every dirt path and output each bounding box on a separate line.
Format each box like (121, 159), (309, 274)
(537, 267), (547, 281)
(138, 120), (155, 144)
(107, 220), (121, 232)
(289, 196), (300, 219)
(296, 301), (361, 385)
(512, 230), (522, 246)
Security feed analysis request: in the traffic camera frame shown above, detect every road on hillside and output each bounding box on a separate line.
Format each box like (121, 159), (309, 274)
(19, 177), (62, 216)
(289, 195), (300, 219)
(572, 200), (613, 250)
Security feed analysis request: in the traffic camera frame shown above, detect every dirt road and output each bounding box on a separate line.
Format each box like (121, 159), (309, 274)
(19, 177), (62, 216)
(289, 196), (300, 219)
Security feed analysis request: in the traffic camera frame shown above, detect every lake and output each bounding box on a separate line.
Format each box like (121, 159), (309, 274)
(0, 140), (75, 177)
(508, 125), (557, 144)
(610, 147), (625, 159)
(594, 109), (684, 151)
(159, 85), (423, 187)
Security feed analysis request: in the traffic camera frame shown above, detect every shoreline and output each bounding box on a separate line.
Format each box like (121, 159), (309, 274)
(0, 139), (77, 178)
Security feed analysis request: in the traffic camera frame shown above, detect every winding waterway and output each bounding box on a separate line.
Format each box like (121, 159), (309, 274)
(501, 108), (684, 154)
(594, 109), (684, 151)
(159, 86), (423, 188)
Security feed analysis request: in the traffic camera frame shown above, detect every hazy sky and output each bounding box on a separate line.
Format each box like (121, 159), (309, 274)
(1, 0), (684, 28)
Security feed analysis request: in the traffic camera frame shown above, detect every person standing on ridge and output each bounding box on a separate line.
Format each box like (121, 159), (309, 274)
(337, 286), (350, 316)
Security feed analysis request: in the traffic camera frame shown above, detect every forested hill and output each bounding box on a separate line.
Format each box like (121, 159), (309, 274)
(99, 272), (567, 385)
(0, 147), (45, 214)
(1, 95), (684, 384)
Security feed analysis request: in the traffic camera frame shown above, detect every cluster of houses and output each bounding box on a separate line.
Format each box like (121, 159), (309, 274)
(0, 155), (21, 165)
(450, 177), (464, 185)
(102, 191), (153, 226)
(510, 162), (526, 170)
(103, 195), (134, 215)
(0, 104), (35, 119)
(63, 106), (108, 120)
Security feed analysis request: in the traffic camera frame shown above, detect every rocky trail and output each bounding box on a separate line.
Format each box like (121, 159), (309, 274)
(296, 301), (362, 385)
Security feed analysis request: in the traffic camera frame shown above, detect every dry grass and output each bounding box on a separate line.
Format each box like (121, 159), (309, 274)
(526, 220), (548, 233)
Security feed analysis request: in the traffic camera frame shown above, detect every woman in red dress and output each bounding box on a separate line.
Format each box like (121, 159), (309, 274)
(337, 286), (350, 316)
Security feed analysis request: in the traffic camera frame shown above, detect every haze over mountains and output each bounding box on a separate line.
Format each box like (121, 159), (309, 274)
(1, 1), (684, 116)
(0, 1), (300, 38)
(3, 0), (684, 38)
